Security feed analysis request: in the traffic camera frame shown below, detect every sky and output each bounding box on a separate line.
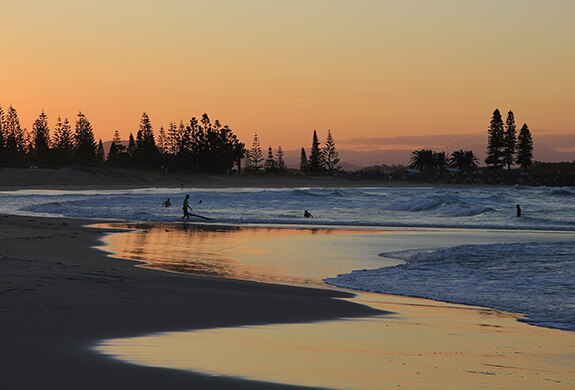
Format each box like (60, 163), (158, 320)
(1, 0), (574, 152)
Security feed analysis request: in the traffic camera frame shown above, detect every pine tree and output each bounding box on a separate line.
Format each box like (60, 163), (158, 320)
(157, 126), (167, 155)
(516, 124), (533, 172)
(53, 117), (74, 165)
(246, 133), (263, 173)
(31, 110), (51, 164)
(134, 112), (159, 167)
(485, 109), (505, 170)
(179, 119), (193, 161)
(503, 110), (517, 171)
(299, 147), (308, 173)
(264, 146), (276, 172)
(107, 139), (118, 164)
(0, 105), (5, 160)
(276, 145), (286, 173)
(308, 130), (323, 174)
(4, 105), (28, 160)
(322, 129), (341, 175)
(74, 112), (97, 165)
(127, 133), (136, 159)
(96, 139), (105, 165)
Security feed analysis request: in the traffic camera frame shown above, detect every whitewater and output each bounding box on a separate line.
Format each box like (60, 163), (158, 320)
(1, 185), (574, 331)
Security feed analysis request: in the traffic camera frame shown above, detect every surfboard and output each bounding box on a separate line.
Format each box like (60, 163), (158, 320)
(183, 213), (212, 221)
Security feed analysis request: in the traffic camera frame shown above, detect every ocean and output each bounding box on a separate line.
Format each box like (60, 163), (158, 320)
(2, 185), (574, 331)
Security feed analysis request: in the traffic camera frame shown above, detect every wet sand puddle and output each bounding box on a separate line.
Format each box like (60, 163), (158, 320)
(94, 223), (575, 390)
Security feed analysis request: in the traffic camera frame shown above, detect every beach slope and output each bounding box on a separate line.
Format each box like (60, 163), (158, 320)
(0, 214), (379, 390)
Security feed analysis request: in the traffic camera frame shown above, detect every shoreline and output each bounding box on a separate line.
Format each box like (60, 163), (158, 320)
(0, 166), (503, 191)
(2, 213), (574, 388)
(0, 214), (380, 390)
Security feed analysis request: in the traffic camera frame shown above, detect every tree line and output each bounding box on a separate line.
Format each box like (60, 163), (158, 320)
(1, 104), (534, 177)
(0, 105), (103, 166)
(0, 105), (245, 174)
(244, 129), (343, 175)
(485, 109), (533, 172)
(409, 108), (534, 176)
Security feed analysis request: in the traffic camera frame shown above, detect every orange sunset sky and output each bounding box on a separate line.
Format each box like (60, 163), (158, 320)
(1, 0), (574, 152)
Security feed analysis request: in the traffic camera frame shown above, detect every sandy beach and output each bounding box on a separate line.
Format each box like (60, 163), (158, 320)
(0, 166), (392, 191)
(0, 214), (378, 389)
(1, 169), (574, 389)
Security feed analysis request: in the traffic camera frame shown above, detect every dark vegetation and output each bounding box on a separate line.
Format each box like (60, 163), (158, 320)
(0, 104), (572, 185)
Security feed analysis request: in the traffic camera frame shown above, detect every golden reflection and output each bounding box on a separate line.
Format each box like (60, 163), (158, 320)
(94, 223), (396, 288)
(98, 293), (575, 390)
(93, 224), (575, 389)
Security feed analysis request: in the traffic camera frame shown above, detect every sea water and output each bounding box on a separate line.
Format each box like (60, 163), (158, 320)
(1, 185), (574, 331)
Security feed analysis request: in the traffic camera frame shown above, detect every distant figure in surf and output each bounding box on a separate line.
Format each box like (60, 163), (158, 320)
(304, 210), (313, 218)
(162, 198), (172, 207)
(182, 194), (193, 220)
(516, 204), (521, 217)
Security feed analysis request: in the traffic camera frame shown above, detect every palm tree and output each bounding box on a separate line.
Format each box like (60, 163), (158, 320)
(433, 151), (448, 176)
(409, 149), (435, 174)
(449, 150), (479, 174)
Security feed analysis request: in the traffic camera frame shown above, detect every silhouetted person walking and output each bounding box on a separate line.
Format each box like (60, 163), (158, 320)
(182, 194), (193, 220)
(516, 204), (521, 217)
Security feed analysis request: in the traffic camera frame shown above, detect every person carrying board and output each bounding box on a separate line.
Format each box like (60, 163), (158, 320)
(182, 194), (193, 220)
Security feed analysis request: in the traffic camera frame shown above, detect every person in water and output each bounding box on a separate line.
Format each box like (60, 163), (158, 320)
(516, 204), (521, 217)
(182, 194), (193, 220)
(162, 198), (172, 207)
(304, 210), (313, 218)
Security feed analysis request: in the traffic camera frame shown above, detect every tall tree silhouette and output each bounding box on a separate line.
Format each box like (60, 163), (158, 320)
(74, 112), (97, 165)
(485, 109), (505, 170)
(516, 124), (533, 172)
(299, 147), (308, 173)
(0, 105), (5, 161)
(31, 110), (51, 164)
(127, 133), (136, 159)
(157, 126), (167, 155)
(4, 105), (28, 162)
(107, 129), (128, 166)
(246, 133), (263, 173)
(276, 146), (287, 173)
(134, 112), (159, 167)
(308, 130), (323, 174)
(53, 117), (74, 165)
(212, 123), (244, 174)
(96, 139), (105, 165)
(322, 129), (341, 175)
(503, 110), (517, 171)
(265, 146), (276, 172)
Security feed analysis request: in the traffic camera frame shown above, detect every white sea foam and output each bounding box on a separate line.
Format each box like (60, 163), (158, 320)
(325, 241), (575, 331)
(2, 185), (573, 230)
(2, 185), (575, 331)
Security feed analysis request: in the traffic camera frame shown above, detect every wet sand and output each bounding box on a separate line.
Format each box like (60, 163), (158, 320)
(1, 214), (574, 389)
(98, 294), (575, 390)
(0, 214), (377, 390)
(95, 223), (575, 389)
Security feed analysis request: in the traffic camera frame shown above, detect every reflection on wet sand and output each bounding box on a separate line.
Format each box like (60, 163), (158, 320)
(94, 224), (575, 389)
(96, 223), (398, 288)
(97, 292), (575, 390)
